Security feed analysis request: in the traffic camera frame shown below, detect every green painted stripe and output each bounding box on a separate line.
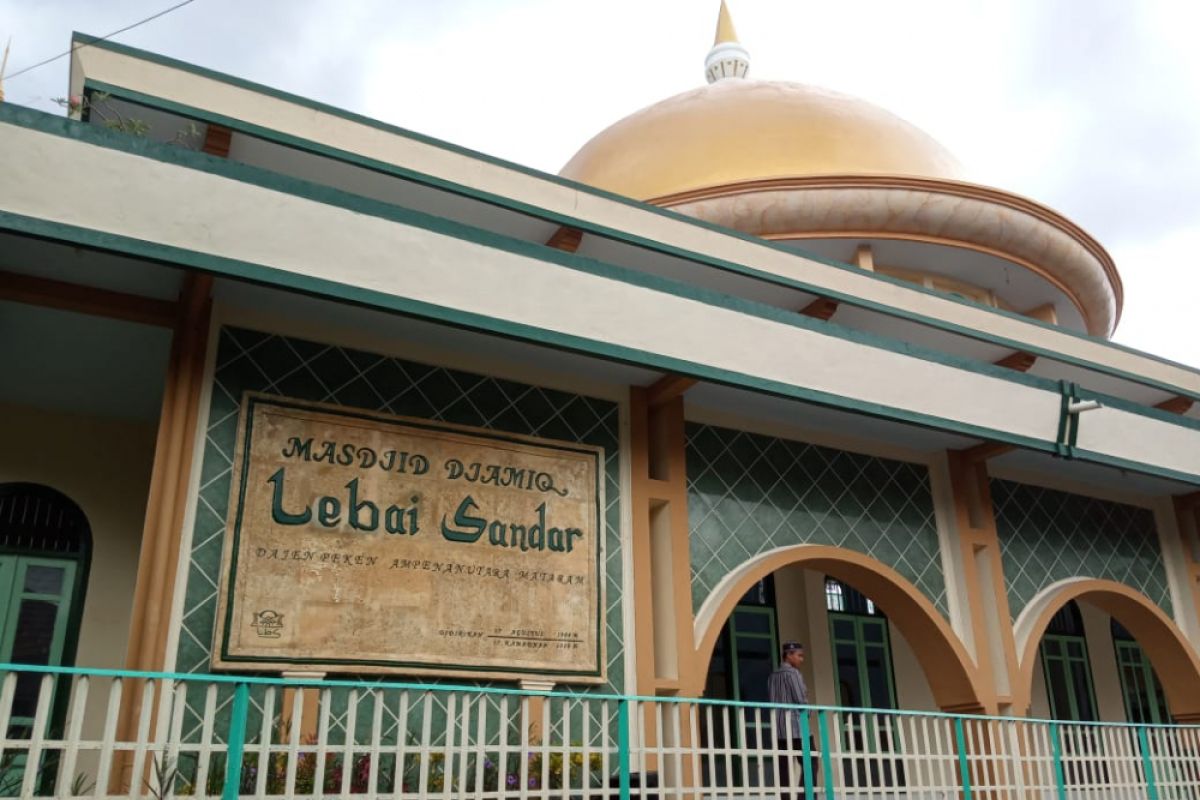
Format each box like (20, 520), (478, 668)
(1138, 725), (1159, 800)
(1067, 382), (1083, 450)
(800, 706), (815, 800)
(1055, 380), (1072, 457)
(1049, 722), (1067, 800)
(0, 207), (1063, 463)
(6, 108), (1200, 483)
(817, 710), (836, 800)
(4, 663), (1200, 732)
(222, 682), (250, 800)
(0, 101), (1062, 396)
(1077, 384), (1200, 433)
(66, 43), (1200, 400)
(82, 79), (1200, 406)
(617, 699), (631, 800)
(954, 717), (973, 800)
(1069, 449), (1200, 488)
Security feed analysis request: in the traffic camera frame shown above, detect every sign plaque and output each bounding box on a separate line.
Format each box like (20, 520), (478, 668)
(213, 394), (605, 682)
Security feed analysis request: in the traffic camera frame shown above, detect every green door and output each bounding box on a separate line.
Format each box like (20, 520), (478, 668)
(699, 597), (779, 789)
(0, 556), (78, 733)
(1040, 634), (1098, 722)
(1114, 639), (1170, 725)
(829, 614), (897, 711)
(728, 606), (779, 746)
(829, 613), (898, 754)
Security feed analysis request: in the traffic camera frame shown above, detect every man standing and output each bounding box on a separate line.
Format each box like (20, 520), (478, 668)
(767, 641), (818, 799)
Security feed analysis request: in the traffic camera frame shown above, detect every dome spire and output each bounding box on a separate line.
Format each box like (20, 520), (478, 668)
(714, 0), (738, 44)
(705, 1), (750, 83)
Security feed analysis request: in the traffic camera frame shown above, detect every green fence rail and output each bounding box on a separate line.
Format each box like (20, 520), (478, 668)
(0, 663), (1197, 798)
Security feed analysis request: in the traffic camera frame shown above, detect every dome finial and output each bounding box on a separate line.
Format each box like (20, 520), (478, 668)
(705, 1), (750, 84)
(714, 0), (738, 44)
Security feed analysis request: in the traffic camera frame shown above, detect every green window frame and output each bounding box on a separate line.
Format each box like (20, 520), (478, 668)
(728, 606), (779, 753)
(828, 613), (898, 710)
(728, 606), (780, 701)
(1114, 639), (1170, 725)
(829, 611), (900, 763)
(699, 602), (780, 788)
(0, 556), (80, 730)
(0, 484), (92, 739)
(1040, 633), (1099, 722)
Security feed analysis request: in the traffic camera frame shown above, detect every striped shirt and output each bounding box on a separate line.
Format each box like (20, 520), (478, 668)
(767, 663), (809, 739)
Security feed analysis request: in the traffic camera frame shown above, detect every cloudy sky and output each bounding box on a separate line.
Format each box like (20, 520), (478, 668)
(3, 0), (1198, 367)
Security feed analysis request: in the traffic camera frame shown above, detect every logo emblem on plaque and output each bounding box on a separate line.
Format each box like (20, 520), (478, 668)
(251, 610), (284, 638)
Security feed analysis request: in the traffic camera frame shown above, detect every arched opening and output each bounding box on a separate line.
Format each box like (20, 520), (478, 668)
(1015, 579), (1200, 723)
(690, 545), (987, 714)
(0, 483), (92, 734)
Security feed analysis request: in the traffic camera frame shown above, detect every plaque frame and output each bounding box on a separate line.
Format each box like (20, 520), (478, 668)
(211, 392), (608, 683)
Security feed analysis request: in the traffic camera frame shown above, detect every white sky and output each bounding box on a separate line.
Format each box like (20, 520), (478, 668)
(3, 0), (1198, 368)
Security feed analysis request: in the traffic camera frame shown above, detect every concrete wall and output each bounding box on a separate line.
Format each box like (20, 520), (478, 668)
(890, 623), (938, 711)
(0, 402), (157, 669)
(1081, 600), (1126, 723)
(1030, 662), (1053, 719)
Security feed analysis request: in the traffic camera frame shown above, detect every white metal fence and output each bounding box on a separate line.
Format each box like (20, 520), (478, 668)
(0, 665), (1197, 799)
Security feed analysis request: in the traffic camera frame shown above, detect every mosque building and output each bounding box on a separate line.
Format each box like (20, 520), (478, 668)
(1, 2), (1199, 795)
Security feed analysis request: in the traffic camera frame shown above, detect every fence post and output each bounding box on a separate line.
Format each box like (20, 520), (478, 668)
(1137, 727), (1159, 800)
(800, 709), (815, 800)
(617, 698), (631, 800)
(816, 710), (835, 800)
(954, 717), (973, 800)
(1049, 722), (1067, 800)
(222, 682), (250, 800)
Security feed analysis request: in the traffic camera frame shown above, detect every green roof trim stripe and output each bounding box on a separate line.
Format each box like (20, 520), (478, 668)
(0, 207), (1059, 462)
(80, 82), (1200, 413)
(4, 106), (1198, 484)
(0, 102), (1062, 393)
(71, 33), (1200, 394)
(1077, 386), (1200, 434)
(76, 85), (1200, 414)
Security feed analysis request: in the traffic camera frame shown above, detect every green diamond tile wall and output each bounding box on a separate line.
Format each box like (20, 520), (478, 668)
(178, 327), (624, 696)
(992, 479), (1171, 620)
(686, 423), (946, 616)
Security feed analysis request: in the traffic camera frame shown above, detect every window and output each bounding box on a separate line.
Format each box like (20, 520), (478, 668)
(826, 578), (902, 786)
(0, 484), (92, 737)
(1039, 602), (1097, 722)
(701, 576), (779, 789)
(708, 576), (779, 703)
(1111, 619), (1170, 724)
(825, 578), (877, 616)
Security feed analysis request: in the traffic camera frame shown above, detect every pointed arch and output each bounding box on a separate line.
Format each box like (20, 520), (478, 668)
(1014, 579), (1200, 722)
(688, 544), (989, 713)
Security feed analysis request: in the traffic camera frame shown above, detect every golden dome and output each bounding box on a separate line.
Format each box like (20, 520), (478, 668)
(560, 79), (964, 201)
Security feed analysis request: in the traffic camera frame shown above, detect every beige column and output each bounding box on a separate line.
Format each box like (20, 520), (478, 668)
(628, 385), (698, 786)
(628, 387), (698, 695)
(938, 451), (1017, 715)
(1152, 501), (1200, 652)
(112, 272), (212, 790)
(1170, 494), (1200, 651)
